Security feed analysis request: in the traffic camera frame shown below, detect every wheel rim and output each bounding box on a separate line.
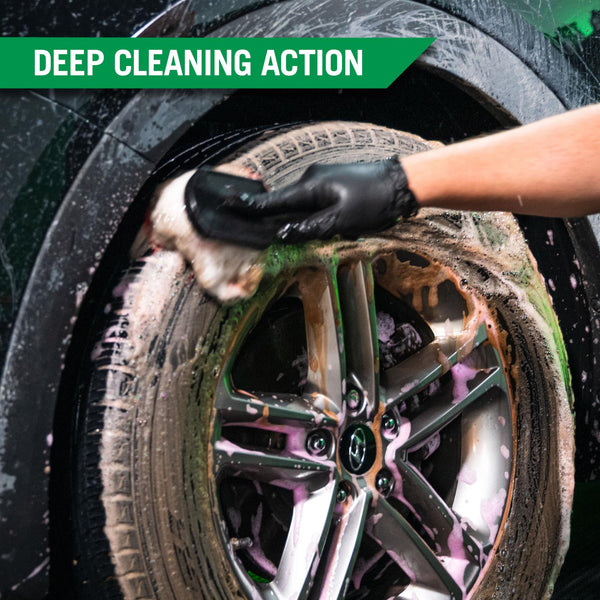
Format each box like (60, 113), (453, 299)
(209, 247), (513, 600)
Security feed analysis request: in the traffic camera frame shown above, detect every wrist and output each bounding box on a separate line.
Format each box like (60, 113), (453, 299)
(387, 157), (419, 218)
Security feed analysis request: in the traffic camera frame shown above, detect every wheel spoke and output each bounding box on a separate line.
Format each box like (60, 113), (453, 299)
(298, 268), (345, 411)
(215, 380), (339, 427)
(394, 462), (455, 554)
(269, 479), (338, 599)
(382, 324), (488, 410)
(338, 262), (380, 417)
(367, 499), (462, 598)
(313, 489), (371, 600)
(403, 366), (505, 450)
(396, 462), (481, 566)
(213, 440), (332, 482)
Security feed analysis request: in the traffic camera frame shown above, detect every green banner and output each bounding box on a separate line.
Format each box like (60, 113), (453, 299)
(0, 37), (434, 89)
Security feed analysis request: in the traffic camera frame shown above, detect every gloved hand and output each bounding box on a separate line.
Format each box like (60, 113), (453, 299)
(238, 157), (419, 244)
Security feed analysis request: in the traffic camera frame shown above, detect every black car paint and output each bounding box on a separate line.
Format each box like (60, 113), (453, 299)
(0, 0), (599, 597)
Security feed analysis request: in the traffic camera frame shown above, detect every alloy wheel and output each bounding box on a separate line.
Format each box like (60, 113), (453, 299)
(213, 250), (512, 599)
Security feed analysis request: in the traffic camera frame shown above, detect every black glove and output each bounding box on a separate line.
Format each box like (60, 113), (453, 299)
(184, 159), (418, 249)
(240, 157), (419, 243)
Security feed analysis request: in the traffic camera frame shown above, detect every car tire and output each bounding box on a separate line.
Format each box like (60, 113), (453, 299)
(74, 122), (574, 600)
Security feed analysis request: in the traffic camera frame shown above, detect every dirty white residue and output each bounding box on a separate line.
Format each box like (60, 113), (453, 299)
(0, 472), (16, 495)
(439, 555), (470, 595)
(457, 464), (477, 485)
(75, 281), (88, 308)
(247, 503), (277, 577)
(446, 518), (467, 565)
(570, 274), (578, 290)
(0, 238), (16, 314)
(10, 557), (50, 591)
(451, 362), (479, 405)
(480, 488), (508, 544)
(376, 311), (395, 343)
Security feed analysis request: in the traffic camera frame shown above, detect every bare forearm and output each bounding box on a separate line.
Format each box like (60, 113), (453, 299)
(402, 104), (600, 217)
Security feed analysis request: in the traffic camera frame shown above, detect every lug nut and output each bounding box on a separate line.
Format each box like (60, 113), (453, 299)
(346, 388), (362, 411)
(336, 481), (352, 503)
(375, 470), (394, 496)
(381, 413), (398, 436)
(306, 429), (331, 457)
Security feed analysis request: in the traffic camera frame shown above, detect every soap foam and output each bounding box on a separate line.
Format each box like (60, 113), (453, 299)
(148, 165), (265, 302)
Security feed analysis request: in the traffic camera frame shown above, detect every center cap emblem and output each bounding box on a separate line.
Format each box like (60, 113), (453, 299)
(349, 428), (367, 471)
(340, 424), (376, 475)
